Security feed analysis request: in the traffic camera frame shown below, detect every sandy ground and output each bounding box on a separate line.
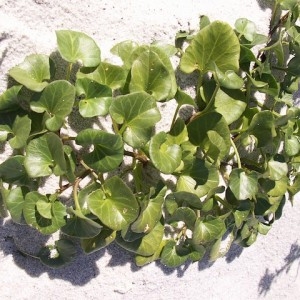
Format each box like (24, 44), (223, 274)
(0, 0), (300, 299)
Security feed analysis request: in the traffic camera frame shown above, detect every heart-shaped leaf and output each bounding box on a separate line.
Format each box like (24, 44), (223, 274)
(81, 227), (116, 254)
(229, 169), (258, 200)
(160, 240), (189, 267)
(165, 191), (202, 212)
(23, 192), (66, 234)
(56, 30), (101, 67)
(87, 176), (139, 230)
(129, 48), (173, 101)
(9, 54), (51, 92)
(0, 85), (22, 112)
(24, 132), (66, 177)
(8, 115), (31, 149)
(180, 21), (240, 73)
(109, 92), (161, 148)
(0, 155), (30, 185)
(192, 217), (226, 244)
(30, 80), (75, 131)
(167, 207), (197, 229)
(115, 221), (164, 256)
(177, 159), (219, 197)
(76, 129), (124, 173)
(131, 187), (166, 233)
(77, 62), (127, 90)
(187, 112), (231, 160)
(76, 78), (112, 117)
(149, 132), (182, 174)
(38, 239), (77, 268)
(235, 18), (257, 42)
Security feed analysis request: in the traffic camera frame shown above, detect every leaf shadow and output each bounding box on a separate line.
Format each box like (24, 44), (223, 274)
(258, 241), (300, 296)
(256, 0), (275, 10)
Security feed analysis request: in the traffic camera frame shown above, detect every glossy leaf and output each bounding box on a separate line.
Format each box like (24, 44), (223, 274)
(23, 192), (66, 234)
(149, 132), (182, 174)
(30, 80), (75, 131)
(115, 221), (164, 256)
(235, 18), (257, 42)
(229, 169), (258, 200)
(165, 191), (202, 211)
(192, 217), (226, 244)
(76, 78), (112, 117)
(9, 54), (51, 92)
(0, 155), (30, 185)
(187, 112), (231, 160)
(76, 129), (124, 173)
(56, 30), (101, 67)
(131, 187), (166, 233)
(213, 63), (244, 89)
(109, 92), (161, 148)
(180, 21), (240, 73)
(0, 85), (22, 112)
(24, 132), (66, 177)
(8, 115), (31, 149)
(77, 62), (127, 90)
(88, 176), (139, 231)
(167, 207), (197, 229)
(81, 227), (116, 254)
(160, 240), (189, 267)
(38, 239), (77, 268)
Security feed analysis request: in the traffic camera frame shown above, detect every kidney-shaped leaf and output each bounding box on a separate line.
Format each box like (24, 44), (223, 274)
(76, 129), (124, 173)
(0, 85), (22, 112)
(192, 217), (226, 244)
(23, 191), (66, 234)
(88, 176), (139, 231)
(229, 169), (258, 200)
(24, 132), (66, 177)
(9, 54), (51, 92)
(76, 78), (112, 117)
(30, 80), (75, 131)
(8, 115), (32, 149)
(38, 239), (77, 268)
(180, 21), (240, 73)
(56, 30), (101, 67)
(149, 132), (182, 174)
(131, 187), (166, 233)
(235, 18), (257, 42)
(187, 111), (231, 160)
(109, 92), (161, 148)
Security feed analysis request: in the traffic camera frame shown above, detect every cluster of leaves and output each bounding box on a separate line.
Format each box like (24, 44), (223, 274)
(0, 0), (299, 268)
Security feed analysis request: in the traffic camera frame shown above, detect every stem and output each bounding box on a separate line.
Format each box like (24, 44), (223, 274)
(133, 160), (143, 194)
(270, 2), (279, 30)
(73, 178), (81, 211)
(66, 62), (73, 81)
(0, 180), (8, 218)
(230, 139), (242, 169)
(201, 82), (220, 114)
(170, 104), (180, 129)
(112, 119), (120, 134)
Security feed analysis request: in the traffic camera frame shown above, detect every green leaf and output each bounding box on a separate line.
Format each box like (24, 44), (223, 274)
(76, 78), (112, 117)
(23, 192), (66, 234)
(0, 85), (22, 112)
(149, 132), (182, 174)
(169, 118), (189, 145)
(247, 111), (276, 148)
(30, 80), (75, 131)
(77, 62), (127, 90)
(38, 239), (77, 268)
(214, 88), (247, 125)
(167, 207), (197, 229)
(265, 158), (288, 180)
(24, 132), (67, 177)
(160, 240), (189, 267)
(9, 54), (51, 92)
(192, 217), (226, 244)
(36, 200), (52, 219)
(287, 26), (300, 44)
(229, 169), (258, 200)
(76, 129), (124, 173)
(81, 227), (116, 254)
(177, 159), (219, 198)
(234, 209), (250, 228)
(8, 115), (31, 149)
(213, 63), (244, 89)
(109, 92), (161, 148)
(129, 47), (174, 101)
(278, 0), (300, 10)
(88, 176), (139, 231)
(180, 21), (240, 73)
(5, 186), (29, 223)
(116, 221), (164, 256)
(235, 18), (257, 42)
(0, 155), (30, 185)
(56, 30), (101, 67)
(165, 191), (202, 211)
(187, 112), (231, 160)
(61, 212), (102, 238)
(110, 40), (140, 69)
(174, 89), (195, 107)
(131, 187), (166, 233)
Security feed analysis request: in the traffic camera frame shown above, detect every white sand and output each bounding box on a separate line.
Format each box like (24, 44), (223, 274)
(0, 0), (300, 299)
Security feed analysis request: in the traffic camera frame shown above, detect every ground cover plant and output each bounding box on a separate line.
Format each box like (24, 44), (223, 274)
(0, 0), (299, 268)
